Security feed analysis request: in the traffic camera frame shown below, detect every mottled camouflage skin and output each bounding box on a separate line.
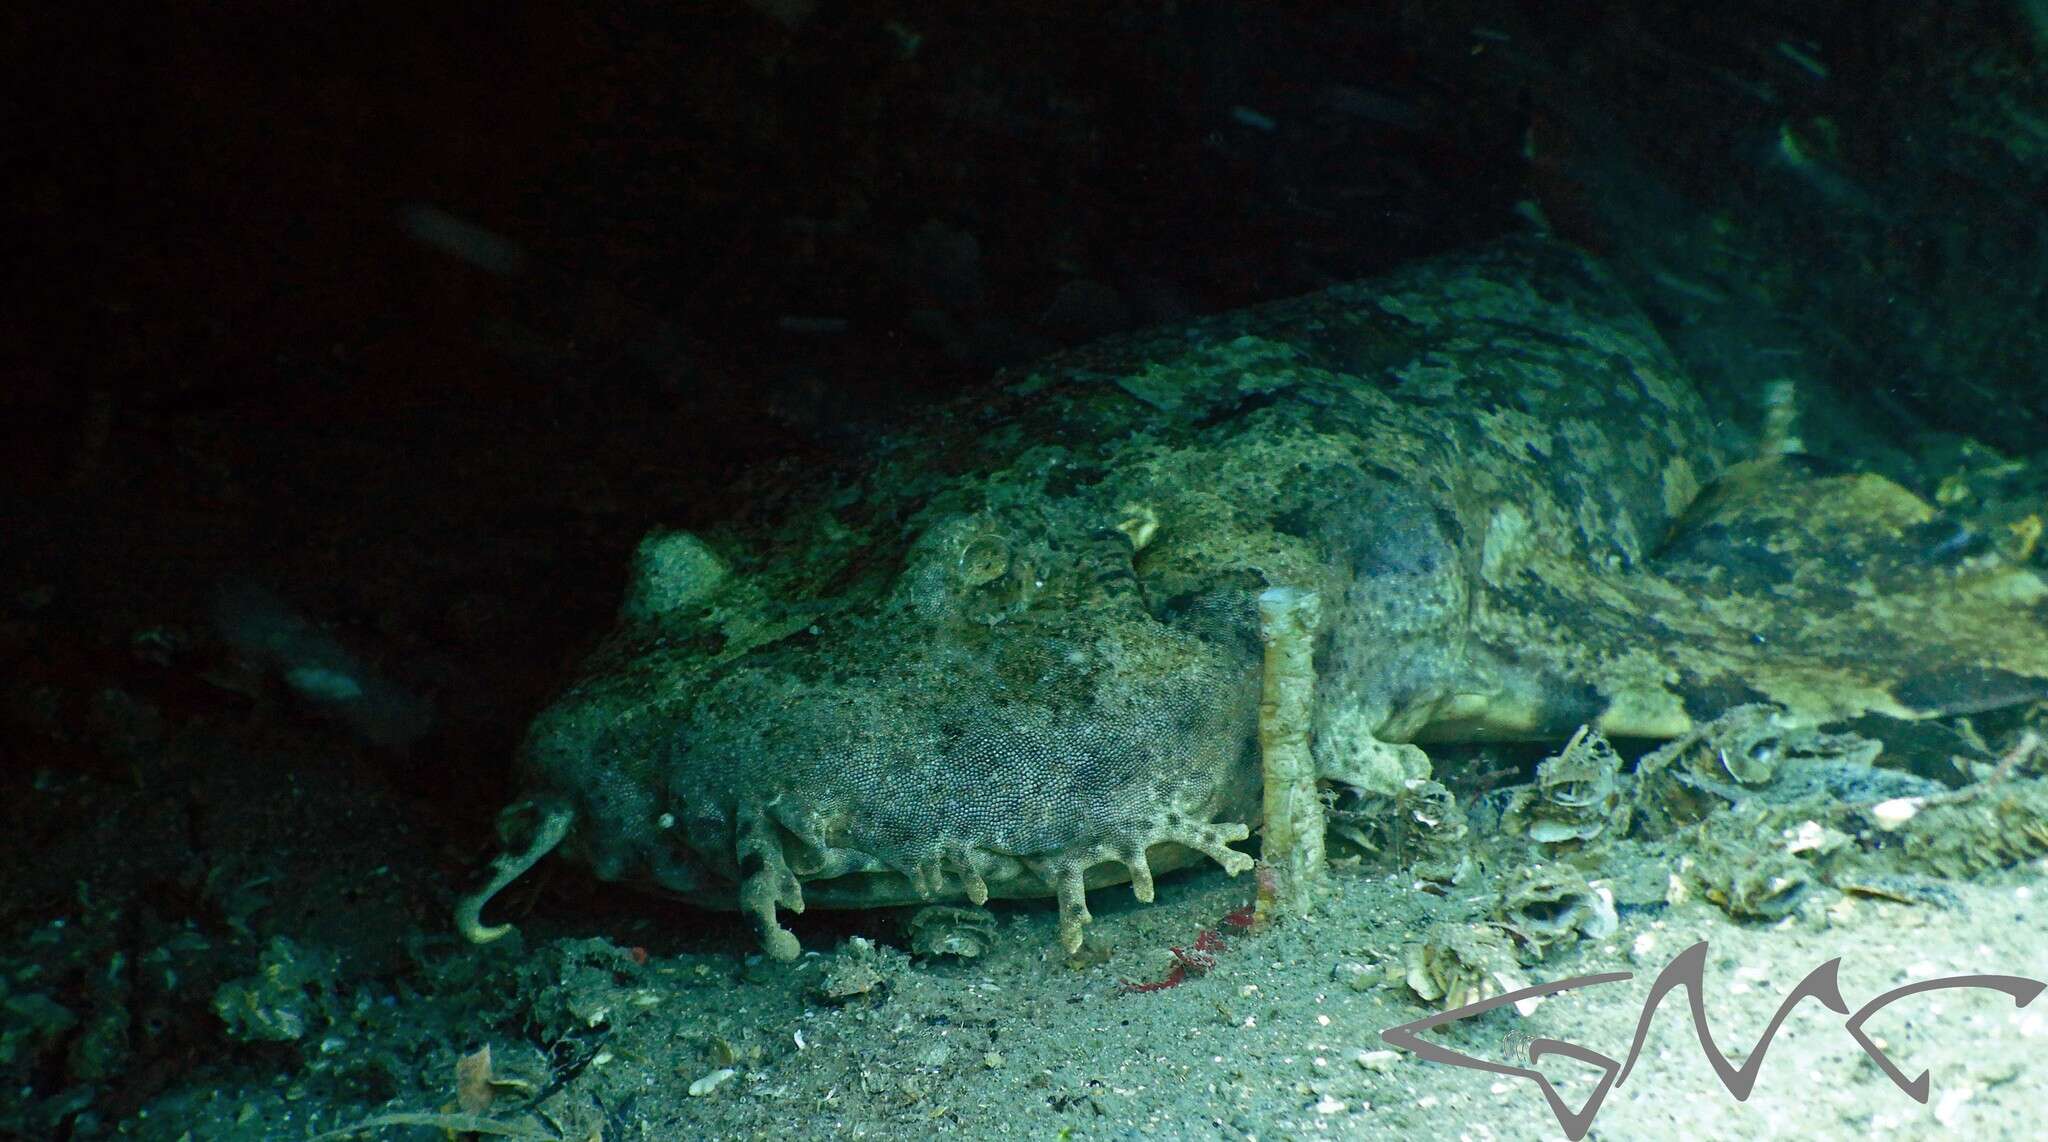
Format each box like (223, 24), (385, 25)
(491, 239), (2048, 957)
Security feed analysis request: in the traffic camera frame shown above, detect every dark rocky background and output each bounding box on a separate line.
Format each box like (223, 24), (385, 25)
(3, 2), (2045, 1134)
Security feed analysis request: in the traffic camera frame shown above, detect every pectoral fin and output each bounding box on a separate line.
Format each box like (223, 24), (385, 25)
(1461, 459), (2048, 738)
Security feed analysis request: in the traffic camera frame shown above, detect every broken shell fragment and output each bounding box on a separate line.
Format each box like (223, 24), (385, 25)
(688, 1067), (738, 1097)
(1496, 866), (1619, 957)
(905, 904), (999, 959)
(1870, 796), (1924, 831)
(1503, 724), (1630, 848)
(1403, 922), (1538, 1016)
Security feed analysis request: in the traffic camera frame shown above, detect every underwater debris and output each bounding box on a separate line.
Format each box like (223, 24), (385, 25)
(1852, 774), (2048, 880)
(1503, 724), (1631, 849)
(306, 1112), (563, 1142)
(449, 1042), (549, 1117)
(813, 937), (899, 1005)
(1402, 921), (1537, 1017)
(1495, 865), (1619, 959)
(1976, 727), (2043, 784)
(1671, 780), (1924, 922)
(213, 936), (342, 1044)
(1400, 779), (1475, 886)
(688, 1067), (739, 1097)
(514, 938), (664, 1039)
(455, 1044), (496, 1114)
(1633, 705), (1883, 835)
(1676, 843), (1817, 921)
(1256, 586), (1325, 918)
(1830, 874), (1961, 909)
(904, 904), (999, 960)
(1780, 818), (1851, 857)
(1328, 778), (1473, 886)
(1659, 793), (1831, 922)
(1621, 726), (2048, 923)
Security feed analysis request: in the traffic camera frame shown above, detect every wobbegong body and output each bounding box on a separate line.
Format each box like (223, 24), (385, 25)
(459, 238), (2048, 958)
